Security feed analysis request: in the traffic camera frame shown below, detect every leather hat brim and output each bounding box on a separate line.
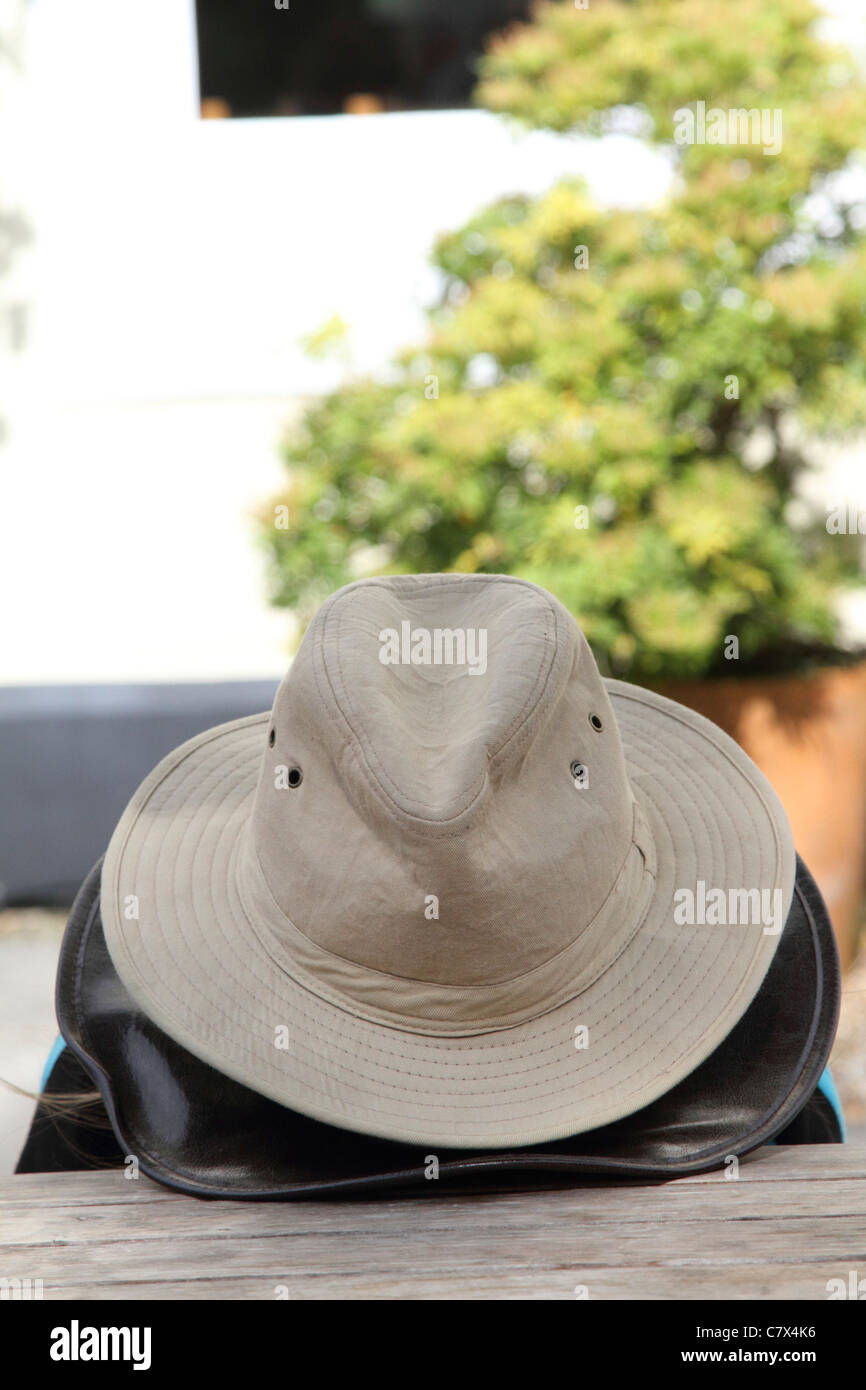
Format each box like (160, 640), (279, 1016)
(55, 854), (839, 1198)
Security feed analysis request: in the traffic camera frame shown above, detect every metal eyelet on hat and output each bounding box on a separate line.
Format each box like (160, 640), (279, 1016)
(589, 713), (603, 731)
(268, 729), (276, 748)
(287, 767), (303, 788)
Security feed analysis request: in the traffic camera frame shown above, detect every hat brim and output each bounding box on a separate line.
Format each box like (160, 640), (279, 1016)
(101, 680), (795, 1149)
(56, 852), (839, 1196)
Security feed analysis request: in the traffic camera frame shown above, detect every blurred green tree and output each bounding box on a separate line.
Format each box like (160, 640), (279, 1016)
(261, 0), (866, 679)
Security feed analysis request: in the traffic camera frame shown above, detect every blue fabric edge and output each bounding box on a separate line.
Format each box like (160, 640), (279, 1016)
(39, 1034), (67, 1093)
(817, 1066), (846, 1140)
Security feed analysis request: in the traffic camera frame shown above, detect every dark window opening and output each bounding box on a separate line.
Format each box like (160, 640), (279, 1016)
(195, 0), (533, 119)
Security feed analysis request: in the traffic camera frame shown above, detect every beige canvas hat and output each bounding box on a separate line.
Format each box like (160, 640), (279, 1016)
(101, 573), (796, 1149)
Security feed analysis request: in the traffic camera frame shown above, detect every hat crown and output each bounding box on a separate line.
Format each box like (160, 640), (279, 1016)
(245, 575), (649, 1018)
(302, 574), (568, 824)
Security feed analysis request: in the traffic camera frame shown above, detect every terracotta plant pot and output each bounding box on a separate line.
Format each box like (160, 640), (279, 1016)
(653, 662), (866, 970)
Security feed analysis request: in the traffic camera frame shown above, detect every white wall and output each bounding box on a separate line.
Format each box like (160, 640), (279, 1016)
(2, 0), (865, 683)
(0, 0), (674, 683)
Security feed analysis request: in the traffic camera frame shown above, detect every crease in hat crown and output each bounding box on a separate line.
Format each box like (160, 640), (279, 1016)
(234, 573), (658, 1033)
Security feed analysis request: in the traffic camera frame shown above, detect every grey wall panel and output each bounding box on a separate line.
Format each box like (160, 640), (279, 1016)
(0, 681), (280, 906)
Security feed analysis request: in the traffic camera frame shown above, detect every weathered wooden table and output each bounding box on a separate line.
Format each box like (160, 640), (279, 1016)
(1, 1144), (864, 1300)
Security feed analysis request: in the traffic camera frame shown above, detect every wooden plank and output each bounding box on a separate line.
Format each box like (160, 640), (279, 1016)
(2, 1224), (864, 1301)
(1, 1147), (863, 1300)
(2, 1141), (863, 1211)
(672, 1144), (866, 1182)
(23, 1264), (862, 1301)
(0, 1171), (182, 1209)
(2, 1177), (865, 1246)
(3, 1215), (864, 1287)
